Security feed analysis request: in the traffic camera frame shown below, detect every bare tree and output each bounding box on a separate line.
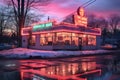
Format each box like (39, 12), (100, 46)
(88, 14), (108, 29)
(87, 14), (109, 44)
(109, 14), (120, 33)
(87, 14), (96, 27)
(4, 0), (52, 47)
(25, 12), (43, 26)
(0, 5), (14, 36)
(0, 7), (5, 36)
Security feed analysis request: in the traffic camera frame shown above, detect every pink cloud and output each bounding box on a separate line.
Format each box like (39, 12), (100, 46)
(88, 10), (120, 18)
(37, 2), (79, 21)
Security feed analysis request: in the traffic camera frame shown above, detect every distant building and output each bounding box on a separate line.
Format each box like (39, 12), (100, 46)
(21, 7), (101, 50)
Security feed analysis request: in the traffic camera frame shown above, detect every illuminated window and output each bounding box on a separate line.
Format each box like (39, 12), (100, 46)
(82, 34), (87, 46)
(30, 35), (36, 46)
(88, 35), (96, 46)
(40, 34), (46, 45)
(81, 62), (96, 72)
(47, 33), (53, 45)
(71, 33), (78, 46)
(63, 32), (71, 45)
(79, 34), (83, 37)
(40, 33), (53, 46)
(71, 36), (78, 46)
(56, 32), (71, 45)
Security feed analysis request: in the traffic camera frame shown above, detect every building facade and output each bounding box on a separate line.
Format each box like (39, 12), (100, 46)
(21, 8), (101, 50)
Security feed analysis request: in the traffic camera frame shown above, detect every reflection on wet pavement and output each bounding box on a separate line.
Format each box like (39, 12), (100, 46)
(0, 54), (120, 80)
(19, 55), (114, 80)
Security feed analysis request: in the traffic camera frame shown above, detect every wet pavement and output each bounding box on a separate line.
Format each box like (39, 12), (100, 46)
(0, 54), (120, 80)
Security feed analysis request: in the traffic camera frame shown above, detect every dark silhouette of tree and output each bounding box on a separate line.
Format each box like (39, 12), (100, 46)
(0, 8), (4, 36)
(109, 14), (120, 33)
(4, 0), (52, 47)
(25, 13), (42, 26)
(87, 14), (110, 44)
(0, 6), (13, 36)
(87, 14), (96, 27)
(88, 14), (108, 29)
(102, 28), (108, 44)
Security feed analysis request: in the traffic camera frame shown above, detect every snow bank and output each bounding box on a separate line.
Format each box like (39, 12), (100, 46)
(0, 48), (119, 59)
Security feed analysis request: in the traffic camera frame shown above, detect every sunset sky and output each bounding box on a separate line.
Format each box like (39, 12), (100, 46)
(39, 0), (120, 21)
(0, 0), (120, 21)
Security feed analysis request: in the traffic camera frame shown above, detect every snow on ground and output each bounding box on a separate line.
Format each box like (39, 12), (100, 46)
(0, 48), (119, 59)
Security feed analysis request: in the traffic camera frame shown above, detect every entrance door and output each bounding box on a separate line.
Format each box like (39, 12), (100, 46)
(78, 37), (82, 50)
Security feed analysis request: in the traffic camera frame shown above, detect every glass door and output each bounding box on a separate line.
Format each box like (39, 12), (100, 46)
(78, 37), (82, 50)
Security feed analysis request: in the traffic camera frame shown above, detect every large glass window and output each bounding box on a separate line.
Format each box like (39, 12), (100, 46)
(88, 35), (96, 46)
(71, 33), (78, 46)
(56, 32), (71, 45)
(39, 32), (84, 46)
(47, 33), (53, 45)
(40, 34), (46, 45)
(40, 33), (53, 46)
(82, 34), (88, 46)
(55, 32), (79, 46)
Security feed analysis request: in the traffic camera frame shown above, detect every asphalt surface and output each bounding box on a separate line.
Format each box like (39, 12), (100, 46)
(0, 54), (120, 80)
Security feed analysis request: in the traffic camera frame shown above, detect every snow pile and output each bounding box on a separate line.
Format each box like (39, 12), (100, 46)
(0, 48), (119, 59)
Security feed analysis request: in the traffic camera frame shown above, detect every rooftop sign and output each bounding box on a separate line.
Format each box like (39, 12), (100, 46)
(74, 7), (87, 27)
(32, 22), (52, 32)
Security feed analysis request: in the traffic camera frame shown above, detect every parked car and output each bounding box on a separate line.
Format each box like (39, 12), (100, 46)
(0, 43), (15, 50)
(101, 43), (118, 50)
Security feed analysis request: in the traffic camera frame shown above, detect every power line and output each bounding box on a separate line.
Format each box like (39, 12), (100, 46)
(61, 0), (96, 21)
(83, 0), (96, 8)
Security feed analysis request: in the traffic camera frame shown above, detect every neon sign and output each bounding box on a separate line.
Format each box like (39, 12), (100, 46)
(32, 22), (52, 32)
(21, 27), (31, 36)
(74, 7), (87, 27)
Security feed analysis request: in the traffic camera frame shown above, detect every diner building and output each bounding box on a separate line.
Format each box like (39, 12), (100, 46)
(21, 7), (101, 50)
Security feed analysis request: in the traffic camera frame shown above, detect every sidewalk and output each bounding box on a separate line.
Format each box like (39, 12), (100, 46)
(0, 48), (120, 59)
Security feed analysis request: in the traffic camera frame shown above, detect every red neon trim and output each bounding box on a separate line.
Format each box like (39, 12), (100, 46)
(21, 27), (31, 36)
(34, 29), (101, 36)
(76, 69), (101, 76)
(21, 27), (101, 36)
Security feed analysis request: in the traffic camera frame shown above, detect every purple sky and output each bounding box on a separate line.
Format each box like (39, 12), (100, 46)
(39, 0), (120, 21)
(1, 0), (120, 21)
